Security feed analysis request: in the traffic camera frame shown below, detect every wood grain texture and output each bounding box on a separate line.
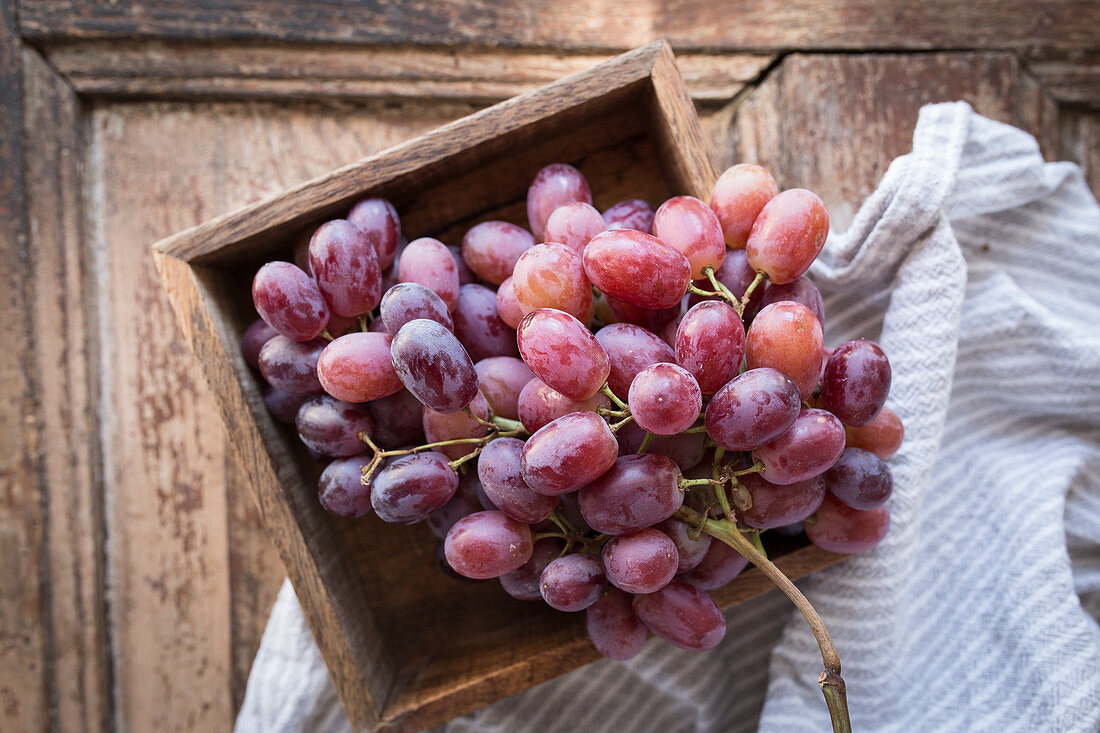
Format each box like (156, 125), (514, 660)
(1060, 107), (1100, 197)
(18, 0), (1100, 54)
(1029, 55), (1100, 107)
(22, 48), (112, 733)
(43, 41), (772, 105)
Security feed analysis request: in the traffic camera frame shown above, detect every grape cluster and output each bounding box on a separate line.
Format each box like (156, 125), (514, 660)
(244, 161), (903, 663)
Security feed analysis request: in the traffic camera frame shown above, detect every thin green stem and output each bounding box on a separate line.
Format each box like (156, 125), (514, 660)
(358, 315), (369, 332)
(599, 384), (629, 411)
(679, 476), (726, 488)
(702, 265), (743, 314)
(319, 329), (335, 342)
(491, 415), (525, 434)
(637, 431), (655, 454)
(448, 446), (484, 471)
(682, 424), (708, 434)
(687, 283), (720, 298)
(748, 530), (767, 558)
(741, 271), (767, 310)
(598, 407), (630, 419)
(609, 415), (634, 433)
(463, 405), (498, 430)
(731, 460), (765, 477)
(532, 531), (570, 542)
(711, 447), (726, 481)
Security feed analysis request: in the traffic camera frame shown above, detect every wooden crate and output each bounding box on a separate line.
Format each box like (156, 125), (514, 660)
(152, 40), (844, 732)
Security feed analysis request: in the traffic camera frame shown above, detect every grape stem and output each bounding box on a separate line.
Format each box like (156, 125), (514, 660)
(731, 460), (765, 477)
(679, 476), (727, 489)
(319, 329), (335, 342)
(597, 407), (630, 419)
(357, 315), (369, 332)
(637, 431), (655, 454)
(674, 505), (852, 733)
(741, 271), (767, 310)
(608, 415), (634, 433)
(701, 266), (744, 315)
(599, 384), (629, 411)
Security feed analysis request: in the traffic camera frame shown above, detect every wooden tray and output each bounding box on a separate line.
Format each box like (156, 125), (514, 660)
(153, 40), (844, 732)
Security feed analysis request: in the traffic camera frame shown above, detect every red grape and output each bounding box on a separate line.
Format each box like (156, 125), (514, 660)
(317, 332), (403, 403)
(845, 406), (904, 459)
(675, 300), (745, 394)
(704, 368), (801, 451)
(448, 244), (477, 286)
(380, 282), (454, 334)
(709, 163), (778, 249)
(755, 408), (845, 485)
(606, 295), (682, 333)
(516, 378), (610, 433)
(578, 454), (683, 535)
(517, 309), (609, 400)
(594, 323), (676, 399)
(444, 510), (534, 579)
(520, 411), (618, 496)
(632, 579), (726, 651)
(602, 198), (655, 234)
(540, 554), (605, 612)
(453, 284), (519, 361)
(628, 363), (702, 436)
(500, 538), (560, 600)
(347, 197), (401, 270)
(544, 202), (607, 252)
(242, 319), (278, 369)
(654, 518), (711, 573)
(309, 219), (382, 317)
(746, 189), (829, 284)
(761, 276), (824, 324)
(461, 220), (536, 285)
(318, 454), (376, 518)
(511, 243), (592, 321)
(745, 301), (824, 399)
(252, 261), (330, 341)
(258, 336), (325, 394)
(583, 230), (691, 310)
(585, 588), (648, 661)
(324, 312), (358, 338)
(478, 437), (558, 523)
(391, 318), (479, 414)
(364, 388), (424, 449)
(821, 339), (892, 427)
(474, 356), (534, 421)
(805, 493), (889, 554)
(295, 394), (373, 457)
(495, 276), (524, 330)
(822, 447), (893, 510)
(427, 475), (482, 540)
(617, 422), (705, 472)
(262, 385), (309, 424)
(371, 451), (459, 524)
(681, 540), (749, 591)
(398, 237), (460, 310)
(603, 528), (679, 594)
(526, 163), (592, 240)
(653, 195), (726, 280)
(738, 473), (826, 529)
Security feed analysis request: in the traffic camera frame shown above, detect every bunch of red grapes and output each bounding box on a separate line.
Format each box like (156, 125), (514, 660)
(244, 162), (903, 660)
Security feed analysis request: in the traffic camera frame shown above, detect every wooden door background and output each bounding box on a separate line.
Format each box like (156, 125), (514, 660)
(2, 2), (1097, 731)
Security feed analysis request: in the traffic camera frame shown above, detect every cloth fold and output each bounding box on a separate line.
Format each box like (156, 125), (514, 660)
(236, 103), (1100, 733)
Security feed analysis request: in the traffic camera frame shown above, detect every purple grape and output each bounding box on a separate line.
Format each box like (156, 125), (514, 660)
(391, 318), (479, 414)
(308, 219), (383, 317)
(628, 363), (702, 436)
(453, 284), (519, 361)
(586, 588), (648, 660)
(760, 276), (825, 324)
(370, 451), (459, 524)
(295, 394), (373, 457)
(821, 339), (892, 427)
(805, 494), (889, 554)
(617, 421), (705, 472)
(594, 323), (676, 400)
(675, 300), (745, 394)
(603, 528), (679, 594)
(704, 368), (801, 451)
(755, 408), (846, 485)
(632, 579), (726, 651)
(578, 454), (683, 535)
(602, 198), (654, 234)
(258, 336), (325, 394)
(426, 474), (482, 539)
(655, 518), (711, 573)
(444, 510), (534, 579)
(364, 388), (424, 449)
(822, 447), (893, 510)
(380, 282), (454, 334)
(242, 318), (278, 369)
(516, 378), (610, 434)
(477, 437), (558, 523)
(262, 385), (310, 424)
(606, 295), (682, 333)
(517, 308), (610, 400)
(521, 412), (619, 496)
(449, 244), (478, 286)
(681, 540), (749, 591)
(347, 197), (401, 270)
(252, 261), (330, 341)
(539, 554), (605, 612)
(318, 454), (376, 518)
(738, 473), (826, 529)
(500, 538), (560, 600)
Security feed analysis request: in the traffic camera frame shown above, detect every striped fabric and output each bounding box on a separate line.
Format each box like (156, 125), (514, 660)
(236, 103), (1100, 733)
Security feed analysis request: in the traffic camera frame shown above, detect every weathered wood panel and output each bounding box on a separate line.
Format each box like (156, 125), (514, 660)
(18, 1), (1100, 54)
(1029, 55), (1100, 107)
(1060, 107), (1100, 197)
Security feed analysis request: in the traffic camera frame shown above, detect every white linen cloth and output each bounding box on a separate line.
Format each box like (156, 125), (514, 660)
(236, 102), (1100, 733)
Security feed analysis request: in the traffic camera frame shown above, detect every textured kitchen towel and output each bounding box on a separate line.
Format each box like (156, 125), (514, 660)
(235, 102), (1100, 733)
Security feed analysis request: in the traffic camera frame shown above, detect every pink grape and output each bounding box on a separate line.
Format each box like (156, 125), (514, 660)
(602, 199), (655, 234)
(444, 510), (534, 579)
(364, 388), (424, 449)
(578, 454), (683, 535)
(738, 473), (826, 529)
(583, 230), (691, 310)
(653, 195), (726, 279)
(520, 411), (618, 496)
(540, 554), (606, 612)
(755, 408), (846, 485)
(632, 579), (726, 651)
(617, 422), (705, 472)
(628, 363), (702, 436)
(448, 244), (477, 286)
(391, 318), (479, 414)
(655, 518), (711, 573)
(318, 454), (376, 518)
(295, 394), (373, 457)
(761, 276), (825, 324)
(398, 237), (460, 310)
(495, 277), (525, 330)
(309, 219), (382, 317)
(517, 378), (610, 433)
(675, 300), (745, 394)
(511, 243), (592, 321)
(317, 332), (403, 403)
(594, 323), (676, 400)
(606, 295), (682, 333)
(380, 282), (454, 334)
(371, 451), (459, 524)
(461, 220), (536, 285)
(422, 391), (491, 460)
(805, 493), (889, 554)
(602, 528), (679, 594)
(821, 339), (892, 427)
(704, 368), (801, 451)
(263, 386), (309, 424)
(347, 197), (401, 269)
(682, 540), (749, 591)
(745, 301), (824, 399)
(478, 437), (558, 523)
(242, 319), (277, 369)
(258, 336), (325, 394)
(746, 188), (829, 284)
(586, 588), (647, 660)
(474, 356), (534, 421)
(709, 163), (778, 249)
(822, 447), (893, 510)
(543, 202), (607, 252)
(500, 539), (560, 600)
(526, 163), (592, 240)
(453, 284), (520, 361)
(252, 261), (329, 341)
(845, 406), (905, 459)
(517, 309), (609, 400)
